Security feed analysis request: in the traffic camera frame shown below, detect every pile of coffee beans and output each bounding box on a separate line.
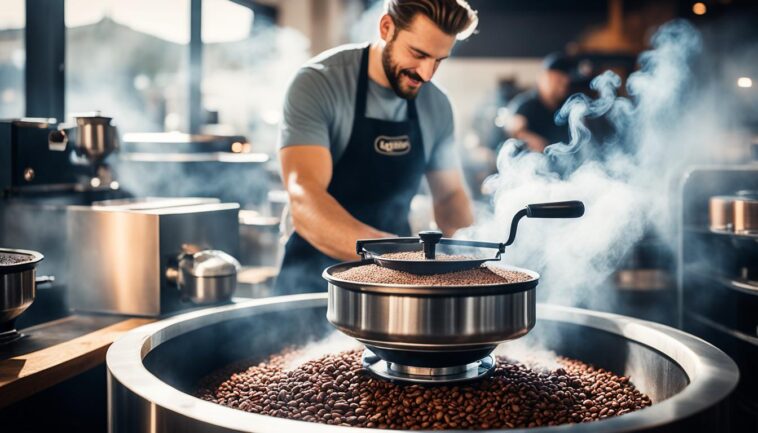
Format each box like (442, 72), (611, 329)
(0, 252), (30, 265)
(197, 349), (651, 429)
(334, 261), (532, 286)
(380, 252), (473, 261)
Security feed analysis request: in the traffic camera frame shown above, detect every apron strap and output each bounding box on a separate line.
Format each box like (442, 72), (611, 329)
(356, 45), (418, 121)
(355, 46), (370, 117)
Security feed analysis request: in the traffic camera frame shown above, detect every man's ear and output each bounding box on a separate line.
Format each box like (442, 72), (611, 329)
(379, 14), (395, 42)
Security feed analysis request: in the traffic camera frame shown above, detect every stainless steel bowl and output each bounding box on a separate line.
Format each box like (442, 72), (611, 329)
(0, 248), (43, 331)
(323, 261), (539, 372)
(107, 294), (739, 432)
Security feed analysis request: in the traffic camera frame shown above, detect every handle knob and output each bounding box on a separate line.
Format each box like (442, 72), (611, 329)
(418, 230), (443, 259)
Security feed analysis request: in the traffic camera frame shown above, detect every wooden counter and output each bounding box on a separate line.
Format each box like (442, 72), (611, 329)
(0, 315), (153, 408)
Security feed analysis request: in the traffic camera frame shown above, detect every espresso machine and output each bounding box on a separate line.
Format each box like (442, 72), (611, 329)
(0, 114), (120, 197)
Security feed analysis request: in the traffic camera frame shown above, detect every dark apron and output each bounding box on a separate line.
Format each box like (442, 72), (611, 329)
(274, 46), (426, 294)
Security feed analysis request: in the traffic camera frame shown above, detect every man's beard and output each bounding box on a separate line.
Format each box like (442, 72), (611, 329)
(381, 39), (425, 100)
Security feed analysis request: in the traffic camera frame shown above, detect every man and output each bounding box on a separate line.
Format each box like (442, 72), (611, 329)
(275, 0), (477, 294)
(506, 52), (573, 153)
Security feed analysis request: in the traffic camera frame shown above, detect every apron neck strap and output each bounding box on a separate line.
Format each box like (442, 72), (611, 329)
(356, 45), (417, 119)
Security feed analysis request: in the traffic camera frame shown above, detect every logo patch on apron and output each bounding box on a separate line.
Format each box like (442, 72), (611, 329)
(374, 135), (411, 156)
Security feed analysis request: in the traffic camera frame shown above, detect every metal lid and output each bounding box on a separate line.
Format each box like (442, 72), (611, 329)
(181, 250), (240, 278)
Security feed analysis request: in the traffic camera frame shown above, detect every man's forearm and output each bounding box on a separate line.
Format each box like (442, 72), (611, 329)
(433, 188), (473, 237)
(288, 183), (391, 261)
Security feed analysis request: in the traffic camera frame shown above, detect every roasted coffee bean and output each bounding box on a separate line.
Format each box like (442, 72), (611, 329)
(196, 349), (651, 430)
(333, 253), (532, 286)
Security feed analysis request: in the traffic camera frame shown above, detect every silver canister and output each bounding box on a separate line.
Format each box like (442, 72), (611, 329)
(170, 250), (241, 304)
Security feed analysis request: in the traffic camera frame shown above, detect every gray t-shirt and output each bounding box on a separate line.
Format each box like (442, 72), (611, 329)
(278, 43), (457, 171)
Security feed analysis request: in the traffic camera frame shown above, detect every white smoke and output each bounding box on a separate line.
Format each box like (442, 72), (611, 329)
(494, 339), (561, 370)
(283, 332), (361, 370)
(461, 20), (747, 308)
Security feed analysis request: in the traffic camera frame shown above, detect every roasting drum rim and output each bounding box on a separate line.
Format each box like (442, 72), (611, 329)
(106, 293), (739, 433)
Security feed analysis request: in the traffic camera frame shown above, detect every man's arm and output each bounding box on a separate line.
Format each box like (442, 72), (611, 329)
(280, 145), (393, 261)
(426, 169), (473, 237)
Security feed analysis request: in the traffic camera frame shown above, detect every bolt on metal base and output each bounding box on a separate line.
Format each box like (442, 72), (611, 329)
(361, 348), (495, 384)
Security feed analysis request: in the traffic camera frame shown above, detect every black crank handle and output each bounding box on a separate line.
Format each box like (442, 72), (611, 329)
(503, 201), (585, 247)
(526, 201), (585, 218)
(356, 237), (419, 256)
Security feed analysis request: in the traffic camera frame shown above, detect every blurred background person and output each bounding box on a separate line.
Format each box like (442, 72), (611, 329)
(505, 52), (574, 153)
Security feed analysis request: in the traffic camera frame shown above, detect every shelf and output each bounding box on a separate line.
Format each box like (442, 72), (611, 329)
(684, 267), (758, 296)
(684, 225), (758, 241)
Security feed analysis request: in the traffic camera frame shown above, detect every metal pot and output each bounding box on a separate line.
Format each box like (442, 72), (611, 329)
(733, 191), (758, 234)
(107, 294), (739, 432)
(0, 248), (44, 338)
(709, 191), (758, 234)
(323, 261), (538, 381)
(166, 250), (240, 304)
(709, 195), (736, 231)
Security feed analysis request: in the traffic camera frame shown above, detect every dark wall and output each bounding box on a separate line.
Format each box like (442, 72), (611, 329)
(453, 0), (608, 58)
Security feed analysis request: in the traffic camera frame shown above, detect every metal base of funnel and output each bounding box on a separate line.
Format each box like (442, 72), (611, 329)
(361, 348), (495, 384)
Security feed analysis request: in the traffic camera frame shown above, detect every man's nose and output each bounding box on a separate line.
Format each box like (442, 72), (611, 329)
(418, 59), (436, 82)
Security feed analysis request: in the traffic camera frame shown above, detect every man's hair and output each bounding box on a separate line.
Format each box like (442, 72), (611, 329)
(385, 0), (478, 41)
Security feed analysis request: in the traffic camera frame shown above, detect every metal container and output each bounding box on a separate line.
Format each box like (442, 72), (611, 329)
(166, 250), (241, 304)
(71, 113), (120, 163)
(709, 195), (736, 231)
(708, 191), (758, 234)
(0, 249), (43, 332)
(107, 294), (739, 432)
(67, 198), (240, 316)
(733, 194), (758, 234)
(324, 261), (538, 377)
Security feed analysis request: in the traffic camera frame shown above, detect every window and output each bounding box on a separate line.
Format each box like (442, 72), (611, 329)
(201, 0), (310, 154)
(0, 0), (25, 118)
(65, 0), (189, 132)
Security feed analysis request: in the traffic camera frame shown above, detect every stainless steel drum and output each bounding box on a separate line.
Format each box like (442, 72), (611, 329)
(107, 294), (739, 433)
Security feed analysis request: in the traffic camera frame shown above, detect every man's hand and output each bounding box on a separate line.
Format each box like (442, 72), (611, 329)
(505, 114), (549, 153)
(280, 146), (393, 261)
(426, 169), (473, 237)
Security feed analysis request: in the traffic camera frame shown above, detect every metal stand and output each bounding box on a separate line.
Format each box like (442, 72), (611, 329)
(361, 348), (495, 384)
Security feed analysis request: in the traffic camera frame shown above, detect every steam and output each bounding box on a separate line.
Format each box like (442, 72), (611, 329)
(494, 339), (561, 370)
(283, 332), (361, 370)
(463, 20), (748, 309)
(281, 331), (562, 372)
(270, 20), (752, 370)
